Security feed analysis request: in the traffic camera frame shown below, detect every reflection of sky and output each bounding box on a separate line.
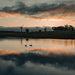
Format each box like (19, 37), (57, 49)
(0, 38), (75, 75)
(0, 59), (75, 75)
(0, 52), (75, 75)
(0, 38), (75, 52)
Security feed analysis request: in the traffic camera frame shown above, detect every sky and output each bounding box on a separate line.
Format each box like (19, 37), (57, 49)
(0, 0), (75, 27)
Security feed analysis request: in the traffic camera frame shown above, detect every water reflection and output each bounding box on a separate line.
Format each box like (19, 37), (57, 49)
(0, 38), (75, 75)
(0, 48), (75, 69)
(21, 38), (23, 45)
(0, 52), (75, 75)
(0, 38), (75, 51)
(51, 39), (75, 47)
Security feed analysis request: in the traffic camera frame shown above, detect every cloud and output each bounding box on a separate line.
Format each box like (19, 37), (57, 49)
(0, 1), (75, 22)
(1, 48), (75, 75)
(0, 11), (21, 18)
(1, 2), (75, 14)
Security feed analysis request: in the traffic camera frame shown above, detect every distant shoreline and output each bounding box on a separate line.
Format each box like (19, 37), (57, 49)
(0, 31), (75, 39)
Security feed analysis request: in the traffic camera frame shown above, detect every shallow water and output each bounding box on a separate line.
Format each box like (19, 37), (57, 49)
(0, 38), (75, 75)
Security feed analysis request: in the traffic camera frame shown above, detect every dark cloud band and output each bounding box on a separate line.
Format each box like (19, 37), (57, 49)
(0, 2), (75, 18)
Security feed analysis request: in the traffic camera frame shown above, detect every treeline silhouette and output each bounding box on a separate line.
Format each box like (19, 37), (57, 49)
(20, 25), (74, 33)
(0, 25), (75, 39)
(52, 25), (74, 31)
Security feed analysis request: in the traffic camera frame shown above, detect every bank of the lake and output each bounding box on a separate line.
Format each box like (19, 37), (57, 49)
(0, 31), (75, 39)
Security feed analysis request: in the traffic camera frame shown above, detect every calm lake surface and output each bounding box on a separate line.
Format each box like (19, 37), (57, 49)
(0, 38), (75, 75)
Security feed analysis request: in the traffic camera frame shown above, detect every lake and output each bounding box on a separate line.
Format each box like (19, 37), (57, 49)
(0, 38), (75, 75)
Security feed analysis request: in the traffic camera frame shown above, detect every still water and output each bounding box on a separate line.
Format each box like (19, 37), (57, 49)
(0, 38), (75, 75)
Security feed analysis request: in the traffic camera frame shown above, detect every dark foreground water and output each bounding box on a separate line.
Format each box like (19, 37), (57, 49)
(0, 38), (75, 75)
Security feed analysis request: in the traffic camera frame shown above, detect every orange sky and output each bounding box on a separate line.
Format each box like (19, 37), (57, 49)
(0, 0), (75, 27)
(0, 11), (75, 27)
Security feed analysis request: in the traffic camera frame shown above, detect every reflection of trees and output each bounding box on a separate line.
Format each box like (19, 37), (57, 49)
(51, 39), (75, 48)
(64, 40), (75, 47)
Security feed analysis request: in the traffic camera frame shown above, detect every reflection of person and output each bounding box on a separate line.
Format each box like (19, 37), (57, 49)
(26, 37), (29, 41)
(25, 38), (29, 47)
(25, 38), (32, 47)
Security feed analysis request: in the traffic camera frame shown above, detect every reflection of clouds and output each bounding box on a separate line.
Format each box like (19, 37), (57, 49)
(0, 52), (75, 70)
(0, 49), (21, 55)
(0, 59), (15, 75)
(0, 59), (75, 75)
(1, 48), (75, 75)
(1, 47), (75, 56)
(27, 48), (75, 55)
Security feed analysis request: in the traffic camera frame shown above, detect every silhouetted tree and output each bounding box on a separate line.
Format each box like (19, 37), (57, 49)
(20, 27), (23, 32)
(52, 26), (65, 31)
(39, 30), (42, 32)
(44, 28), (47, 32)
(65, 24), (69, 31)
(26, 29), (29, 32)
(52, 27), (56, 30)
(69, 25), (74, 31)
(52, 25), (74, 31)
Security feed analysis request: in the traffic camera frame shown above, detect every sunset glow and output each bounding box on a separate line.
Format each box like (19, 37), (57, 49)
(0, 49), (21, 55)
(0, 0), (75, 27)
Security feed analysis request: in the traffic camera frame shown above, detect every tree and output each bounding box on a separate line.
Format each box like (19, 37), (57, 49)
(69, 25), (74, 31)
(20, 27), (23, 32)
(39, 30), (42, 32)
(65, 24), (69, 31)
(44, 28), (47, 32)
(26, 28), (29, 32)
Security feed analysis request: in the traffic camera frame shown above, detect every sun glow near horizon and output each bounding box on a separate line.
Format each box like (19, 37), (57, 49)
(0, 13), (75, 27)
(0, 0), (75, 27)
